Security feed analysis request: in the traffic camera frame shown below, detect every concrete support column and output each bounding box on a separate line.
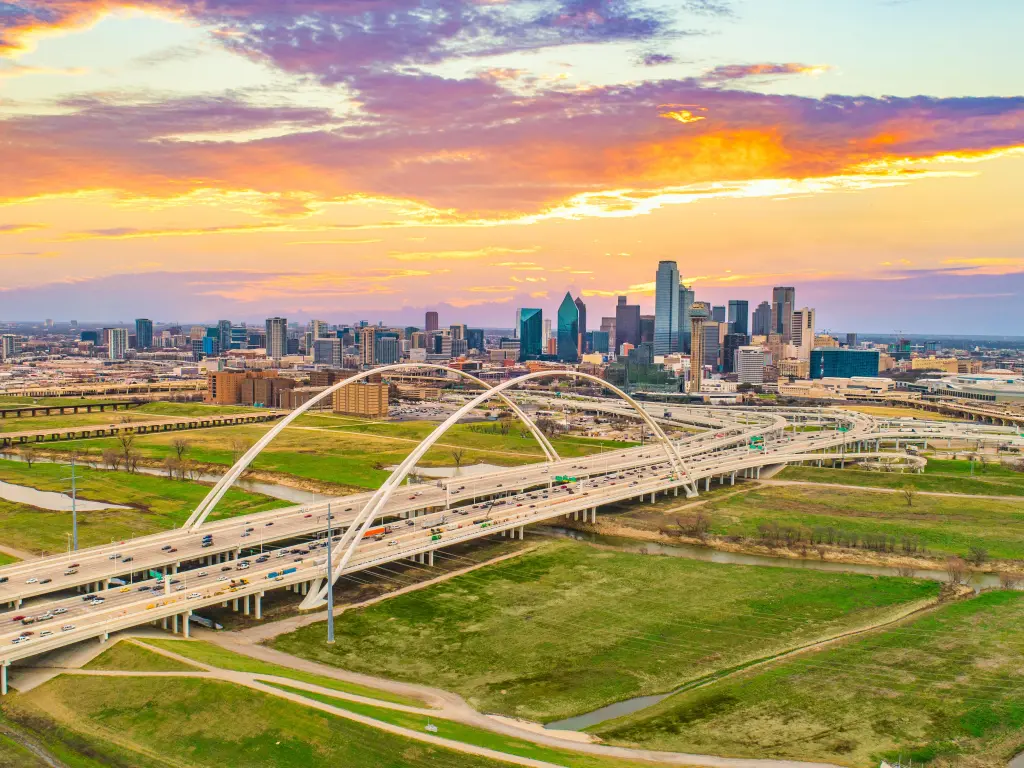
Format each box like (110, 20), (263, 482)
(428, 550), (435, 566)
(221, 601), (228, 608)
(232, 598), (239, 612)
(162, 617), (168, 630)
(730, 472), (735, 486)
(650, 493), (656, 503)
(255, 592), (263, 620)
(172, 614), (179, 634)
(590, 508), (596, 524)
(183, 611), (192, 638)
(519, 526), (525, 539)
(301, 581), (309, 596)
(100, 631), (109, 643)
(756, 466), (761, 479)
(1, 661), (8, 696)
(705, 477), (710, 491)
(243, 594), (251, 616)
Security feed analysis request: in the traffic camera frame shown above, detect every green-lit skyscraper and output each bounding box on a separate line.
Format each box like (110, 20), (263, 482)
(556, 292), (580, 362)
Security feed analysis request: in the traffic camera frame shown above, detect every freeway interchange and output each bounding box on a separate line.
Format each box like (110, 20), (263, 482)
(0, 400), (1018, 683)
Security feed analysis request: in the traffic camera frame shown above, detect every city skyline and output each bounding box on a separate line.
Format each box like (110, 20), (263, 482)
(0, 1), (1022, 333)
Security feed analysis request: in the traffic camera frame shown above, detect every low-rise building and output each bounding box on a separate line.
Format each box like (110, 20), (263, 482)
(333, 381), (389, 417)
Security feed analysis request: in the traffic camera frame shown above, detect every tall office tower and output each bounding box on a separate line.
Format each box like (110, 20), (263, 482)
(425, 311), (439, 333)
(556, 292), (580, 362)
(846, 332), (858, 348)
(514, 309), (521, 339)
(727, 300), (749, 336)
(230, 325), (247, 349)
(678, 284), (695, 354)
(688, 302), (710, 393)
(654, 260), (680, 354)
(467, 328), (484, 352)
(189, 325), (205, 342)
(771, 286), (795, 342)
(711, 305), (726, 323)
(411, 331), (426, 349)
(639, 315), (655, 344)
(217, 319), (232, 352)
(312, 338), (342, 367)
(265, 317), (288, 360)
(134, 318), (153, 350)
(359, 327), (377, 366)
(375, 335), (401, 365)
(752, 301), (772, 336)
(518, 308), (543, 361)
(574, 296), (587, 353)
(450, 323), (466, 341)
(736, 346), (766, 385)
(615, 295), (641, 352)
(600, 316), (616, 345)
(703, 322), (722, 370)
(310, 319), (329, 339)
(791, 307), (816, 360)
(543, 318), (552, 349)
(722, 333), (749, 374)
(108, 328), (129, 360)
(0, 334), (19, 360)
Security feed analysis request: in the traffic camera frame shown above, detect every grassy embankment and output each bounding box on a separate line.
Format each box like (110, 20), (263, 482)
(0, 401), (263, 434)
(1, 676), (518, 768)
(30, 418), (632, 491)
(83, 641), (200, 672)
(0, 458), (285, 553)
(595, 590), (1024, 768)
(273, 539), (939, 723)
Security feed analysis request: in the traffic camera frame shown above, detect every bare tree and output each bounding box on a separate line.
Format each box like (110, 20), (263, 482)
(999, 571), (1022, 590)
(20, 446), (38, 468)
(162, 456), (181, 479)
(117, 432), (136, 462)
(230, 438), (254, 464)
(945, 556), (967, 585)
(101, 448), (122, 471)
(170, 438), (192, 462)
(895, 565), (917, 578)
(902, 485), (917, 507)
(451, 448), (466, 469)
(966, 545), (989, 567)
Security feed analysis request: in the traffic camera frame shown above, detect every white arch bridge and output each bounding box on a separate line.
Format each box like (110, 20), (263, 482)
(0, 366), (929, 686)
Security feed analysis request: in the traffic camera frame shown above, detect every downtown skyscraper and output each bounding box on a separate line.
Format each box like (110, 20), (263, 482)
(654, 261), (680, 354)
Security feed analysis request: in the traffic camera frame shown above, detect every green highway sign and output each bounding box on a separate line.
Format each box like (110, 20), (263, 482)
(149, 569), (163, 580)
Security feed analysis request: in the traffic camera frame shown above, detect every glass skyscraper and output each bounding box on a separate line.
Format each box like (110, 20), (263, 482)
(752, 301), (772, 336)
(518, 308), (543, 361)
(654, 261), (679, 354)
(556, 292), (580, 362)
(678, 284), (695, 354)
(134, 318), (153, 350)
(727, 300), (749, 336)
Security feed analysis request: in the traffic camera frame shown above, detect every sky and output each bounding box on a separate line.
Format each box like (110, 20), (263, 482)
(0, 0), (1022, 333)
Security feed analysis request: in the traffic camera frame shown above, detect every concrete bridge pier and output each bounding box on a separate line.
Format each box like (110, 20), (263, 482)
(2, 661), (8, 696)
(704, 477), (710, 491)
(182, 611), (192, 638)
(255, 592), (264, 620)
(243, 594), (251, 616)
(428, 550), (435, 566)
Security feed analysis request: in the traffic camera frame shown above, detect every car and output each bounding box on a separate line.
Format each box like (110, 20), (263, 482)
(61, 625), (75, 632)
(119, 587), (130, 593)
(69, 563), (80, 568)
(0, 577), (6, 584)
(10, 615), (25, 622)
(40, 630), (53, 638)
(63, 568), (78, 576)
(89, 599), (104, 606)
(236, 563), (250, 570)
(11, 637), (26, 645)
(123, 556), (134, 563)
(40, 578), (52, 584)
(216, 576), (228, 582)
(138, 585), (151, 591)
(245, 527), (255, 532)
(53, 607), (67, 615)
(188, 593), (201, 599)
(37, 612), (53, 621)
(25, 578), (37, 584)
(240, 532), (250, 538)
(221, 566), (233, 572)
(198, 571), (208, 577)
(175, 585), (186, 591)
(304, 514), (313, 519)
(264, 522), (274, 527)
(168, 547), (178, 553)
(108, 553), (120, 560)
(161, 545), (173, 551)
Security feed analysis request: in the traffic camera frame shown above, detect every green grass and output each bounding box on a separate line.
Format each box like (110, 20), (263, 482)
(703, 484), (1024, 560)
(84, 641), (200, 672)
(0, 730), (48, 768)
(49, 419), (633, 491)
(0, 459), (286, 553)
(4, 676), (517, 768)
(273, 540), (939, 723)
(595, 591), (1024, 768)
(780, 460), (1024, 496)
(0, 551), (17, 566)
(265, 682), (669, 768)
(136, 638), (426, 708)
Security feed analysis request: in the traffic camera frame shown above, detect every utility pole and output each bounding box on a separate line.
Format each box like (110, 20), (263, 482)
(326, 503), (335, 645)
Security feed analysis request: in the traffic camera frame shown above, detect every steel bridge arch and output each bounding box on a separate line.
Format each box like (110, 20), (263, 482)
(184, 364), (560, 530)
(301, 369), (698, 608)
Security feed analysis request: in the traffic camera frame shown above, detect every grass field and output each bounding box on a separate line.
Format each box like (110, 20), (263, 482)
(779, 458), (1024, 497)
(0, 551), (17, 566)
(0, 459), (285, 553)
(835, 404), (960, 421)
(700, 484), (1024, 561)
(44, 418), (632, 491)
(137, 638), (426, 707)
(273, 539), (939, 722)
(595, 591), (1024, 768)
(84, 641), (200, 672)
(265, 681), (675, 768)
(2, 676), (517, 768)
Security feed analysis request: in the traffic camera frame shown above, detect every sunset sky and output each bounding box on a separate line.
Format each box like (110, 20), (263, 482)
(1, 0), (1022, 333)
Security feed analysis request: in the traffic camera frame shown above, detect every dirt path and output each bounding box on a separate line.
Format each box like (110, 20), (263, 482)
(761, 478), (1024, 502)
(0, 722), (69, 767)
(0, 543), (34, 561)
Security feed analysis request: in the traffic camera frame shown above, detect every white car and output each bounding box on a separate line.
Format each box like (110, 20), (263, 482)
(187, 593), (201, 600)
(175, 585), (186, 591)
(25, 578), (38, 584)
(40, 630), (53, 638)
(53, 607), (68, 615)
(217, 576), (229, 582)
(198, 572), (208, 577)
(61, 625), (75, 632)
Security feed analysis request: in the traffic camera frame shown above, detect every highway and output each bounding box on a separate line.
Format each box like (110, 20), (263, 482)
(0, 396), (1012, 684)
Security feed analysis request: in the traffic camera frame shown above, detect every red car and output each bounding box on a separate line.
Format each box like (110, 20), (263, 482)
(11, 615), (25, 622)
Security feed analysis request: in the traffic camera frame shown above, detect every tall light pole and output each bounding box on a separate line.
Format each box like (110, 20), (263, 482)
(326, 503), (335, 645)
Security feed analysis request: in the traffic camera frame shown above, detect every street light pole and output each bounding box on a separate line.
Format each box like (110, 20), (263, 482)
(71, 455), (78, 551)
(326, 503), (335, 645)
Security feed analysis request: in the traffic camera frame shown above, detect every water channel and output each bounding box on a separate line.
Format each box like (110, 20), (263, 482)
(541, 526), (1010, 732)
(0, 480), (130, 512)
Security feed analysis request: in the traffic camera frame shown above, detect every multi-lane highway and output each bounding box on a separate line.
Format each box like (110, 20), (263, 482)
(0, 397), (1014, 690)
